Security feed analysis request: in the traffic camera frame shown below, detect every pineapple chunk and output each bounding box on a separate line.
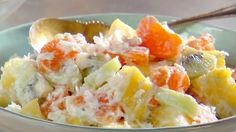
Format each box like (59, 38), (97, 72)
(155, 88), (198, 118)
(206, 50), (227, 68)
(151, 106), (191, 127)
(20, 98), (45, 119)
(84, 57), (121, 89)
(119, 66), (152, 123)
(107, 19), (137, 38)
(66, 115), (81, 125)
(0, 88), (11, 107)
(192, 68), (236, 118)
(0, 58), (53, 105)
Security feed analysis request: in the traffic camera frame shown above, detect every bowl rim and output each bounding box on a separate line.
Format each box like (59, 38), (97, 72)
(0, 12), (236, 130)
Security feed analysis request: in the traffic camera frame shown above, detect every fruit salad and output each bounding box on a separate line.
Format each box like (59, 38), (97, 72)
(0, 16), (235, 128)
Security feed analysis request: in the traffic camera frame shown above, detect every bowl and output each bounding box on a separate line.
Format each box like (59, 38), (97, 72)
(0, 13), (236, 132)
(0, 0), (25, 22)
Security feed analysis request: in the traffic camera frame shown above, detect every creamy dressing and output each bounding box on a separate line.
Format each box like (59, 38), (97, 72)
(0, 24), (222, 128)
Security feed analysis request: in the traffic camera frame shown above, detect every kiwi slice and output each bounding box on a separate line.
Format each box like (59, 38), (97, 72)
(181, 47), (217, 79)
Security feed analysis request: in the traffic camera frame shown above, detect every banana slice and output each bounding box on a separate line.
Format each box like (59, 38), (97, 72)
(181, 47), (217, 79)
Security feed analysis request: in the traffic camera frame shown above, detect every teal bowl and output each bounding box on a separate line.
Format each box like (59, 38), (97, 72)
(0, 13), (236, 132)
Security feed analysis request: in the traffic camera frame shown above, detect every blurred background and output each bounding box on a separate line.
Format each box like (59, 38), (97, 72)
(0, 0), (235, 31)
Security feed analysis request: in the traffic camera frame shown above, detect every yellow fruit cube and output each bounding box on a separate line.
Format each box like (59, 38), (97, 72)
(65, 115), (81, 125)
(0, 88), (11, 107)
(192, 68), (236, 118)
(20, 98), (45, 119)
(151, 106), (191, 127)
(107, 19), (137, 38)
(119, 66), (152, 122)
(1, 59), (17, 89)
(206, 50), (226, 68)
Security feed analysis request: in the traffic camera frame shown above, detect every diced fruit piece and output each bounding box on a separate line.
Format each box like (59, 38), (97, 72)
(38, 38), (82, 91)
(123, 47), (149, 66)
(119, 66), (152, 123)
(84, 57), (121, 89)
(137, 16), (183, 59)
(106, 46), (149, 66)
(150, 64), (190, 92)
(155, 88), (198, 118)
(151, 106), (191, 127)
(108, 19), (137, 38)
(66, 115), (81, 125)
(206, 50), (227, 68)
(20, 98), (45, 119)
(1, 59), (17, 90)
(44, 59), (82, 92)
(0, 88), (11, 107)
(181, 47), (217, 79)
(192, 68), (236, 118)
(33, 73), (54, 98)
(41, 88), (69, 116)
(38, 39), (78, 73)
(187, 34), (215, 51)
(0, 58), (53, 105)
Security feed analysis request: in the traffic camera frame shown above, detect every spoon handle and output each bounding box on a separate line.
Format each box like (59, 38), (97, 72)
(168, 3), (236, 27)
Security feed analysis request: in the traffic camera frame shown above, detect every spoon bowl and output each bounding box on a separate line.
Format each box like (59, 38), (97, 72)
(29, 18), (109, 52)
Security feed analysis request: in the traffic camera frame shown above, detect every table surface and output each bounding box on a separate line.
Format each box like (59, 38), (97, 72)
(0, 0), (236, 31)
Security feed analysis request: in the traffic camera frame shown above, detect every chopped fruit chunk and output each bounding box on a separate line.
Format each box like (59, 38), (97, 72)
(0, 58), (53, 105)
(124, 47), (149, 66)
(206, 50), (227, 68)
(188, 34), (215, 51)
(106, 46), (149, 66)
(108, 19), (137, 38)
(39, 39), (78, 73)
(20, 98), (45, 119)
(192, 68), (236, 118)
(41, 88), (70, 116)
(119, 66), (152, 123)
(151, 106), (191, 127)
(150, 64), (190, 92)
(0, 88), (11, 107)
(66, 115), (81, 125)
(181, 47), (217, 79)
(155, 88), (198, 118)
(84, 57), (121, 89)
(137, 16), (182, 59)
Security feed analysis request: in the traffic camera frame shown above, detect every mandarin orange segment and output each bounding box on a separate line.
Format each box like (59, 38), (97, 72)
(105, 51), (126, 65)
(151, 67), (168, 87)
(105, 47), (149, 66)
(168, 68), (190, 92)
(187, 33), (215, 51)
(39, 39), (78, 73)
(125, 48), (149, 66)
(40, 89), (70, 116)
(137, 16), (157, 39)
(137, 16), (182, 59)
(150, 65), (190, 92)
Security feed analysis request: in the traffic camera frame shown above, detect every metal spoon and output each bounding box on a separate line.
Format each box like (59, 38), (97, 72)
(168, 3), (236, 27)
(29, 18), (109, 52)
(29, 4), (236, 52)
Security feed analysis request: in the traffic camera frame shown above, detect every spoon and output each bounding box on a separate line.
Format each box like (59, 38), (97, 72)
(29, 3), (236, 52)
(29, 18), (109, 52)
(168, 3), (236, 27)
